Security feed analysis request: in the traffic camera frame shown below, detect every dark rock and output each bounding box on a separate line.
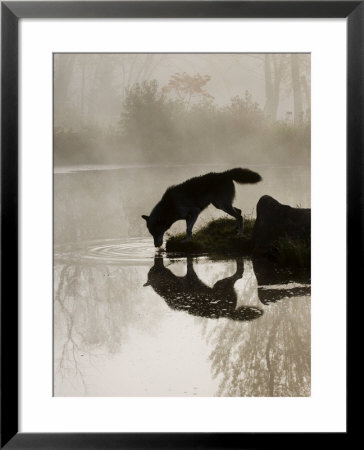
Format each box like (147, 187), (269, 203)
(251, 257), (311, 305)
(252, 195), (310, 253)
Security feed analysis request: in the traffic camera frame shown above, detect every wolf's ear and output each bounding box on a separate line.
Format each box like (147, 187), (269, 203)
(143, 281), (150, 287)
(141, 215), (149, 221)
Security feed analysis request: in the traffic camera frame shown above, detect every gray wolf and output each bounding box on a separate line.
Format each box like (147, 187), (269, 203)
(142, 167), (262, 247)
(144, 256), (263, 321)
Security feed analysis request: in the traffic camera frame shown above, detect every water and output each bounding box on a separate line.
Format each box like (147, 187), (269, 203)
(54, 164), (310, 243)
(54, 164), (311, 397)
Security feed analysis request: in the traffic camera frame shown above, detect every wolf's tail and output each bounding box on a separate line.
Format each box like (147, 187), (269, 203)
(222, 168), (262, 184)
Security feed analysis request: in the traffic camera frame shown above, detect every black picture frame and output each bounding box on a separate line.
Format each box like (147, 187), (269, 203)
(1, 1), (358, 448)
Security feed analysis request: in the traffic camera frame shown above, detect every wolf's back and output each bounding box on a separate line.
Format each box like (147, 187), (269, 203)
(222, 168), (262, 184)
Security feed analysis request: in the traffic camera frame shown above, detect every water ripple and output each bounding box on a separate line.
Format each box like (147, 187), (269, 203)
(54, 237), (158, 265)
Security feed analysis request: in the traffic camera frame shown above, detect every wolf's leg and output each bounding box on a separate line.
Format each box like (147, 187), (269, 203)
(234, 207), (244, 235)
(234, 257), (244, 277)
(186, 256), (198, 280)
(213, 259), (244, 315)
(214, 202), (243, 235)
(185, 209), (200, 241)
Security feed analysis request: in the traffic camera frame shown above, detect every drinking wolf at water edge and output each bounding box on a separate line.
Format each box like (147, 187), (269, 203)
(142, 167), (262, 247)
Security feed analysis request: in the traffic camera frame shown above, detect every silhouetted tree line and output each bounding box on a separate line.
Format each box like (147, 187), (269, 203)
(54, 76), (310, 166)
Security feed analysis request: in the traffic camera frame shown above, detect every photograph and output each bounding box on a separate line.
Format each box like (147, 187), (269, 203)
(53, 53), (311, 397)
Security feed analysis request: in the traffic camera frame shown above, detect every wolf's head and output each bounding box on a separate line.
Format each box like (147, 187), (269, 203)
(142, 212), (169, 248)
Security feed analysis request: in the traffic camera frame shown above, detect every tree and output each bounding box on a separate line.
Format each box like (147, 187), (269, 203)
(291, 54), (304, 124)
(54, 54), (77, 127)
(162, 72), (214, 110)
(264, 54), (287, 122)
(227, 90), (264, 133)
(120, 80), (177, 157)
(298, 55), (311, 122)
(54, 54), (166, 132)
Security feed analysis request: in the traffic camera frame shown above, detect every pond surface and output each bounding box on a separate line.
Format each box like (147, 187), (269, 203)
(54, 164), (310, 243)
(54, 165), (311, 397)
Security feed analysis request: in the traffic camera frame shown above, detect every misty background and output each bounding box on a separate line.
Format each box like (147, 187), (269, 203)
(54, 53), (310, 167)
(54, 54), (311, 397)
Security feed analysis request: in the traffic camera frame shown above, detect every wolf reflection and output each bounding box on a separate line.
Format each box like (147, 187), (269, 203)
(145, 256), (262, 321)
(145, 256), (311, 319)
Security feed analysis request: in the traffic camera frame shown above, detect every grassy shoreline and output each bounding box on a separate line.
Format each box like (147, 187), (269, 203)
(165, 217), (310, 269)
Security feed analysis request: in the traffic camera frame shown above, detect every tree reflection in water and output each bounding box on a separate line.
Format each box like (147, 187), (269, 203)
(54, 262), (162, 395)
(54, 254), (310, 397)
(205, 259), (310, 397)
(146, 256), (310, 397)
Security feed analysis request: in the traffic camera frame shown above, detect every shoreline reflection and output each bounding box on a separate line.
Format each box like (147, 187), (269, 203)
(54, 245), (310, 397)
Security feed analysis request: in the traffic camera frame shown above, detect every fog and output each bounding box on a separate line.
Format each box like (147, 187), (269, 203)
(54, 53), (310, 167)
(53, 53), (311, 397)
(54, 165), (310, 242)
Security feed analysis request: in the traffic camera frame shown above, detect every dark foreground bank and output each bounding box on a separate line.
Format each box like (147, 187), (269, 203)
(166, 217), (310, 269)
(166, 195), (311, 270)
